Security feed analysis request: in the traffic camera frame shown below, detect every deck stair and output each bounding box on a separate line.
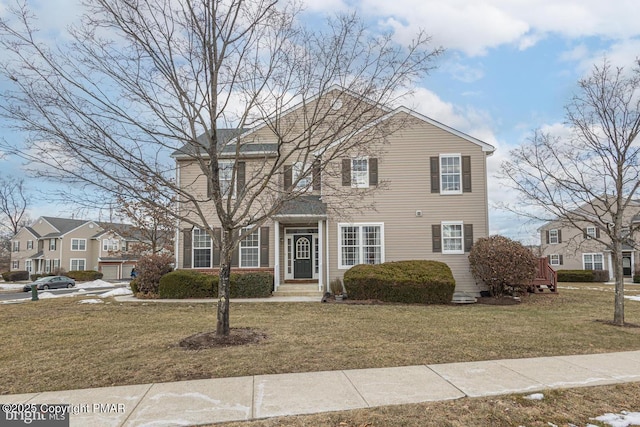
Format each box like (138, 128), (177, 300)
(530, 257), (558, 293)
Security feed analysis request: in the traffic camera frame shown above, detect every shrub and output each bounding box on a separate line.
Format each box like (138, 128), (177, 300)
(136, 253), (174, 294)
(229, 272), (273, 298)
(468, 235), (537, 297)
(1, 270), (29, 281)
(592, 270), (610, 283)
(343, 260), (455, 304)
(130, 279), (139, 294)
(159, 270), (217, 299)
(30, 273), (55, 281)
(634, 274), (640, 284)
(329, 278), (344, 295)
(67, 270), (103, 281)
(557, 270), (594, 282)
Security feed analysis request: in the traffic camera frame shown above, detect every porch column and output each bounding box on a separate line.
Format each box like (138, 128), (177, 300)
(608, 252), (613, 281)
(274, 220), (280, 291)
(318, 219), (324, 292)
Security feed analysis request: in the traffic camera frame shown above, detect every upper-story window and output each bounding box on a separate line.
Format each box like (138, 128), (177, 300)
(71, 239), (87, 251)
(103, 238), (120, 252)
(27, 240), (33, 250)
(49, 239), (57, 251)
(12, 241), (19, 252)
(440, 154), (462, 194)
(585, 227), (597, 239)
(548, 229), (559, 244)
(219, 160), (235, 197)
(351, 158), (369, 188)
(293, 162), (312, 190)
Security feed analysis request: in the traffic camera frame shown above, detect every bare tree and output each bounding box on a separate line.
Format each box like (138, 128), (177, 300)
(0, 0), (442, 335)
(500, 59), (640, 326)
(0, 175), (30, 236)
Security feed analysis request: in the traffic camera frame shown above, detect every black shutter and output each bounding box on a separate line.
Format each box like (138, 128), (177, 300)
(462, 156), (472, 193)
(284, 166), (292, 190)
(342, 159), (351, 186)
(312, 160), (321, 191)
(260, 227), (269, 267)
(430, 157), (440, 193)
(596, 228), (601, 238)
(369, 158), (378, 186)
(212, 228), (221, 267)
(182, 229), (192, 268)
(558, 230), (562, 243)
(464, 224), (473, 252)
(432, 225), (442, 253)
(559, 255), (564, 265)
(231, 230), (239, 267)
(237, 161), (246, 195)
(545, 230), (550, 244)
(207, 176), (212, 198)
(583, 228), (588, 238)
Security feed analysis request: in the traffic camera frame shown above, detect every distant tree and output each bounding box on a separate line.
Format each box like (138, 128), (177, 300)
(500, 59), (640, 325)
(0, 231), (10, 272)
(0, 175), (29, 236)
(0, 0), (442, 336)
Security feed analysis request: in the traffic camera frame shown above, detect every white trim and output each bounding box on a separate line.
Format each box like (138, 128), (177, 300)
(337, 223), (385, 269)
(439, 154), (462, 195)
(441, 221), (464, 255)
(582, 252), (604, 270)
(274, 221), (280, 290)
(70, 238), (87, 251)
(585, 226), (596, 239)
(351, 157), (369, 188)
(70, 258), (86, 271)
(318, 220), (324, 291)
(192, 228), (213, 269)
(239, 227), (260, 268)
(549, 229), (559, 244)
(549, 254), (560, 266)
(284, 227), (319, 280)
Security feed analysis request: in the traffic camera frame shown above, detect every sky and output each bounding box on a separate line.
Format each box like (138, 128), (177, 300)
(1, 0), (640, 243)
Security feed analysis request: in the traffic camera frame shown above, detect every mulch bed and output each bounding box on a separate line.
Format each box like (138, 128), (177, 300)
(179, 328), (267, 350)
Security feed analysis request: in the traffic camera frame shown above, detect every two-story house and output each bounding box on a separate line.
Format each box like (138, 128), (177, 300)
(10, 216), (148, 280)
(173, 88), (495, 296)
(539, 201), (640, 280)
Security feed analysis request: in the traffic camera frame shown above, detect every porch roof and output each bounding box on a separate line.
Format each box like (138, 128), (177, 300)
(273, 196), (327, 220)
(29, 251), (44, 259)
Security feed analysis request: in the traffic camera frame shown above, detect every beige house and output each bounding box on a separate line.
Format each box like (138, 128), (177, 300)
(539, 201), (640, 280)
(173, 88), (495, 296)
(10, 216), (146, 280)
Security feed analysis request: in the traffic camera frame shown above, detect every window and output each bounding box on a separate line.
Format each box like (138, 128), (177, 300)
(293, 162), (312, 190)
(53, 259), (60, 271)
(44, 259), (51, 273)
(192, 228), (212, 268)
(27, 240), (33, 250)
(71, 259), (86, 271)
(338, 223), (383, 268)
(219, 160), (235, 197)
(71, 239), (86, 251)
(549, 229), (559, 244)
(550, 254), (561, 266)
(12, 260), (19, 269)
(240, 228), (260, 268)
(351, 158), (369, 188)
(49, 239), (57, 251)
(442, 222), (464, 254)
(586, 227), (596, 239)
(12, 241), (19, 252)
(583, 253), (604, 270)
(103, 238), (120, 252)
(25, 260), (33, 273)
(440, 154), (461, 194)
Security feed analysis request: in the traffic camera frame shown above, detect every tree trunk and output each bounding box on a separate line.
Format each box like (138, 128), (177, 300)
(612, 243), (625, 326)
(217, 231), (232, 336)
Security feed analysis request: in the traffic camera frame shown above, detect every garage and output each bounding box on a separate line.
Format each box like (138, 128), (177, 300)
(122, 264), (135, 280)
(101, 265), (119, 280)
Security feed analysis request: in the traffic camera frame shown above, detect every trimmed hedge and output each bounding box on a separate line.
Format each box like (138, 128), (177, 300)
(343, 260), (455, 304)
(1, 270), (29, 281)
(30, 273), (55, 281)
(557, 269), (610, 282)
(634, 274), (640, 284)
(158, 271), (273, 299)
(67, 270), (104, 281)
(592, 270), (610, 282)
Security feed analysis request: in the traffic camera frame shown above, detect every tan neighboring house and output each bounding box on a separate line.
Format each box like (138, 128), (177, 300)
(539, 201), (640, 280)
(173, 87), (496, 296)
(10, 216), (147, 280)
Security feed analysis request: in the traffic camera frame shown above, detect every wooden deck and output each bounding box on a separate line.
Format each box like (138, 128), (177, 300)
(530, 257), (558, 293)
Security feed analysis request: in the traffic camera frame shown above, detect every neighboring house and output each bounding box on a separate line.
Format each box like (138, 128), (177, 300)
(10, 216), (149, 280)
(539, 201), (640, 280)
(173, 87), (496, 296)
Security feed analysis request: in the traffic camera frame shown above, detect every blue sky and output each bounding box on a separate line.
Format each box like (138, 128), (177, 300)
(1, 0), (640, 243)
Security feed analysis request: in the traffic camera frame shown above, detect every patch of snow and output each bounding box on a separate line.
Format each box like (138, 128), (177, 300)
(524, 393), (544, 400)
(0, 283), (28, 291)
(76, 279), (115, 289)
(38, 292), (60, 299)
(625, 296), (640, 302)
(99, 288), (133, 298)
(593, 411), (640, 427)
(78, 299), (104, 304)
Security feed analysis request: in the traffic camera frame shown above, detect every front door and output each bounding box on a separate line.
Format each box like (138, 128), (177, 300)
(293, 235), (313, 279)
(623, 254), (632, 277)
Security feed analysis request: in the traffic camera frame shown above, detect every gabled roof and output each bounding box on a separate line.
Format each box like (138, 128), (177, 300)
(41, 217), (95, 236)
(274, 195), (327, 217)
(94, 222), (147, 242)
(171, 128), (276, 159)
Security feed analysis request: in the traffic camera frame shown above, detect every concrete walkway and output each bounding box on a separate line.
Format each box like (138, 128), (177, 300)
(3, 351), (640, 426)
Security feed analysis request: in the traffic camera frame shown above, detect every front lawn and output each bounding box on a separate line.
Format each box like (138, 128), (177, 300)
(2, 283), (640, 395)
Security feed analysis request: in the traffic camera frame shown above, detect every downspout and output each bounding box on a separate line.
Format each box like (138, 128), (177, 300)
(175, 162), (181, 268)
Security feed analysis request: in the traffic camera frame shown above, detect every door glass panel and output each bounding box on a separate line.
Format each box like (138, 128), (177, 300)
(296, 237), (310, 259)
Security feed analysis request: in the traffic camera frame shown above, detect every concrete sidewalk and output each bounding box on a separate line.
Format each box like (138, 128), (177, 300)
(3, 351), (640, 426)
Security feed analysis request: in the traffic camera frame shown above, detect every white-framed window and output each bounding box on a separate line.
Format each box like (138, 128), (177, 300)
(338, 223), (384, 269)
(103, 238), (120, 252)
(192, 228), (212, 268)
(440, 154), (462, 194)
(49, 239), (56, 251)
(550, 254), (561, 266)
(219, 160), (235, 197)
(11, 260), (19, 269)
(586, 227), (596, 239)
(44, 259), (51, 273)
(240, 228), (260, 268)
(549, 229), (559, 244)
(293, 162), (312, 190)
(25, 260), (33, 273)
(27, 240), (33, 250)
(351, 157), (369, 188)
(583, 253), (604, 270)
(442, 222), (464, 254)
(70, 259), (86, 271)
(12, 241), (19, 252)
(71, 239), (86, 251)
(53, 259), (60, 271)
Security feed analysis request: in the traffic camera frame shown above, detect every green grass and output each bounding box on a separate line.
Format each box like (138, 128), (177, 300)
(1, 283), (640, 396)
